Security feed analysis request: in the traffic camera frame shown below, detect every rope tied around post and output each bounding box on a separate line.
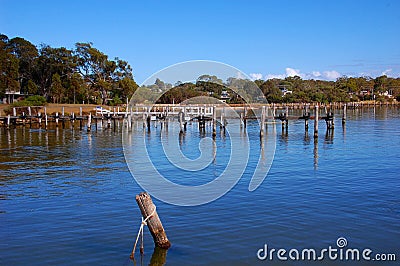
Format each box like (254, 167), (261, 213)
(131, 206), (156, 258)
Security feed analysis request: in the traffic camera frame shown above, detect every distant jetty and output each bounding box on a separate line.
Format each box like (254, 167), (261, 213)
(1, 101), (398, 137)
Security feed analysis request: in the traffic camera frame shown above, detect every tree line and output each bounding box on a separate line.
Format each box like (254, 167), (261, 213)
(1, 34), (400, 106)
(0, 34), (138, 105)
(148, 74), (400, 104)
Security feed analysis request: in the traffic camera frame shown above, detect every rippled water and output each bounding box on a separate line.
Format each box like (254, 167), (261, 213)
(1, 107), (399, 265)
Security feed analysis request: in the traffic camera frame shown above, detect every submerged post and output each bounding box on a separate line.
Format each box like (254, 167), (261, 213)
(135, 192), (171, 249)
(314, 105), (319, 138)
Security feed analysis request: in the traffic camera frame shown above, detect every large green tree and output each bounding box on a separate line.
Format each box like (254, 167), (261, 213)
(0, 34), (20, 99)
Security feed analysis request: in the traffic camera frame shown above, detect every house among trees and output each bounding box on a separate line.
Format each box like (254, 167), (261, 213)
(278, 85), (293, 96)
(220, 90), (230, 103)
(4, 88), (23, 104)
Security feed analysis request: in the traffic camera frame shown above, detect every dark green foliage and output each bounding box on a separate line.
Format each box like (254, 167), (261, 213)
(0, 34), (138, 105)
(11, 95), (47, 107)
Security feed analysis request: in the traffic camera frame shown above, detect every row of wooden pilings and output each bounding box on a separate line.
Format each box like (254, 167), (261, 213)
(2, 104), (349, 138)
(1, 106), (122, 132)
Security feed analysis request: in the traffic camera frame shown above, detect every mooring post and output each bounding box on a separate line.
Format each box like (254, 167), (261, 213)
(55, 112), (59, 127)
(38, 112), (42, 127)
(260, 106), (265, 138)
(142, 112), (146, 129)
(179, 111), (184, 133)
(127, 113), (132, 131)
(79, 117), (83, 130)
(45, 114), (48, 130)
(240, 113), (243, 129)
(71, 112), (75, 129)
(7, 114), (11, 129)
(212, 106), (216, 137)
(107, 115), (111, 129)
(79, 107), (82, 117)
(134, 192), (171, 250)
(314, 105), (319, 138)
(146, 115), (151, 131)
(243, 107), (247, 128)
(220, 107), (224, 129)
(342, 104), (346, 125)
(272, 103), (276, 118)
(87, 113), (91, 132)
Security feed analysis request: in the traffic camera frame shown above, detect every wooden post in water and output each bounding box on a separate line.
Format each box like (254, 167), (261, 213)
(179, 111), (184, 133)
(55, 112), (59, 127)
(135, 192), (171, 250)
(342, 104), (346, 125)
(212, 106), (216, 137)
(260, 106), (265, 138)
(314, 105), (319, 138)
(220, 107), (224, 129)
(7, 114), (11, 129)
(71, 112), (75, 128)
(243, 107), (247, 128)
(79, 107), (82, 117)
(38, 112), (42, 127)
(87, 113), (92, 132)
(45, 114), (48, 130)
(22, 112), (26, 126)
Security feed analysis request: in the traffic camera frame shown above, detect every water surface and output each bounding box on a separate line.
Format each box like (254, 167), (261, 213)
(1, 107), (399, 265)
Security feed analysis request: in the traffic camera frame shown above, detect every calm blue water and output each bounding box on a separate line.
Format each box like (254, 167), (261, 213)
(1, 107), (399, 265)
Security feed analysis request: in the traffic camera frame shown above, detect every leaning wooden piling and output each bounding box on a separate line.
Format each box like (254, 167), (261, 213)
(135, 192), (171, 250)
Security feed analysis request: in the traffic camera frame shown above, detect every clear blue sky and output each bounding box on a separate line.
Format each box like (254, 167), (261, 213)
(1, 0), (400, 83)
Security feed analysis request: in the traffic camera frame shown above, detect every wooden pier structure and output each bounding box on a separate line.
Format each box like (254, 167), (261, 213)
(1, 101), (398, 137)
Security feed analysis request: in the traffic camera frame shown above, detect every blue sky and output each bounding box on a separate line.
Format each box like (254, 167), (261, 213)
(1, 0), (400, 83)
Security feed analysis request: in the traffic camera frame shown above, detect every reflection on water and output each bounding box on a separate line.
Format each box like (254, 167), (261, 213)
(1, 107), (400, 265)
